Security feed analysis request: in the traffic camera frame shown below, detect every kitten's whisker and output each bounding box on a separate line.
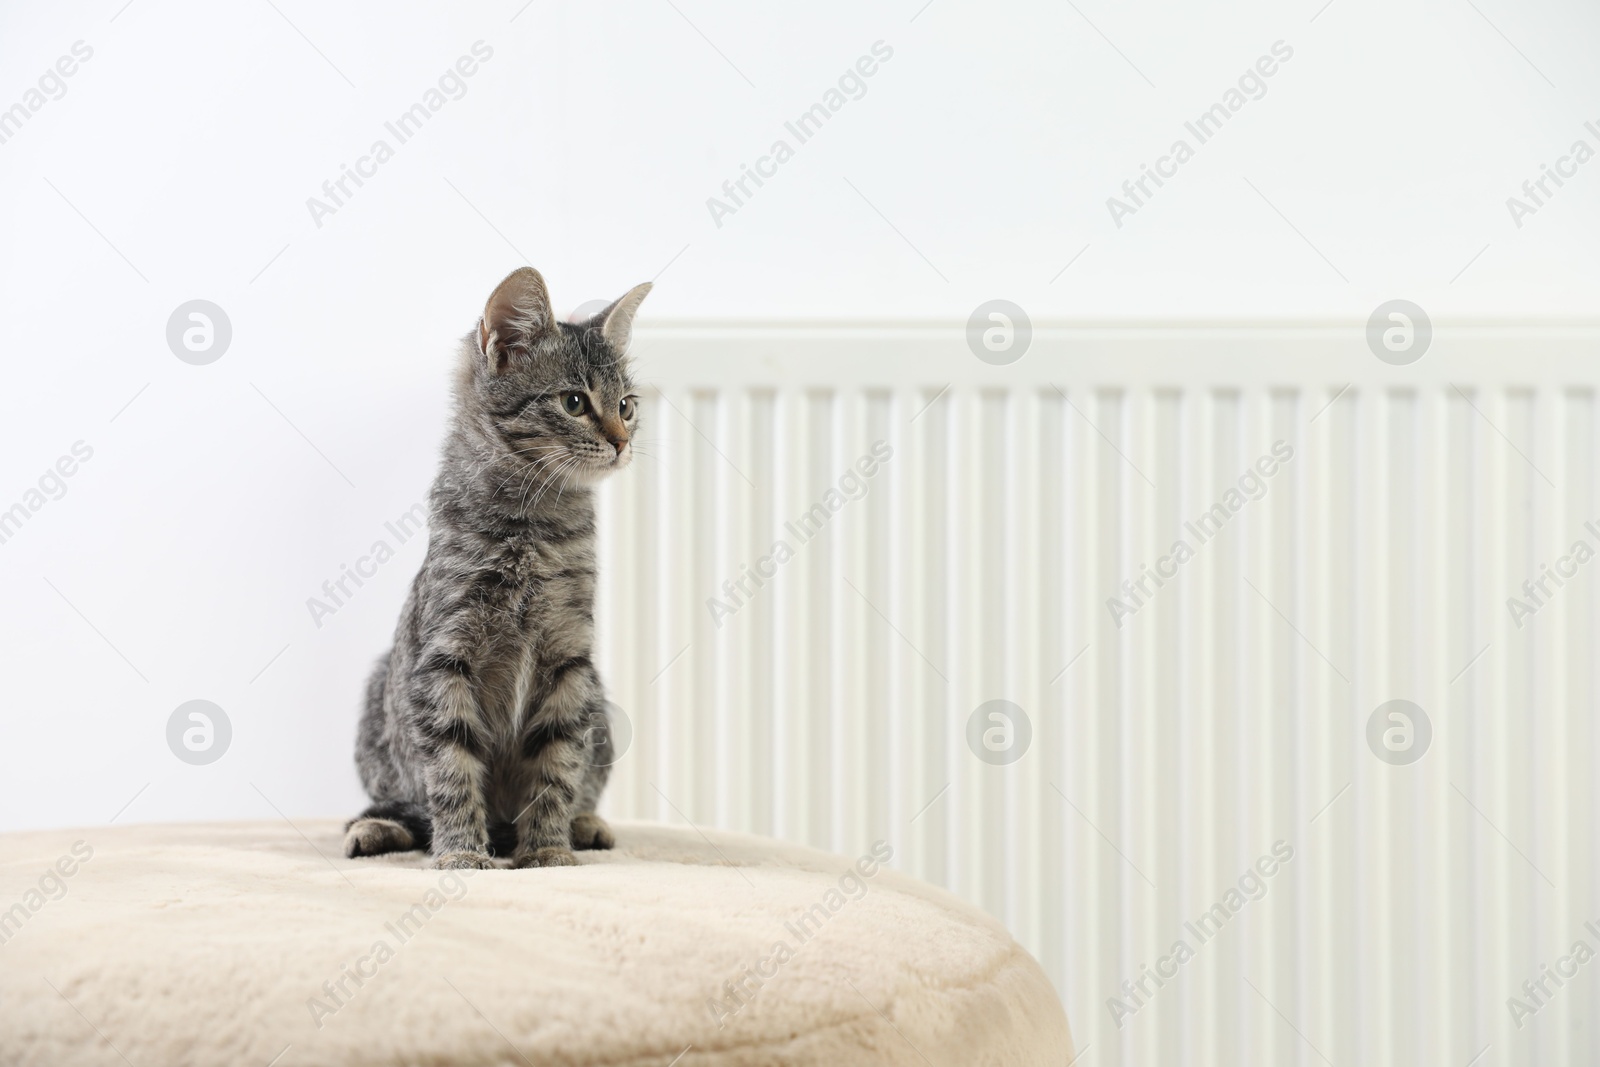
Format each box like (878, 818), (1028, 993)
(507, 441), (556, 458)
(533, 457), (581, 512)
(531, 456), (583, 512)
(503, 448), (571, 503)
(504, 464), (547, 509)
(558, 459), (583, 498)
(491, 444), (563, 496)
(509, 455), (552, 512)
(515, 456), (560, 515)
(523, 453), (578, 515)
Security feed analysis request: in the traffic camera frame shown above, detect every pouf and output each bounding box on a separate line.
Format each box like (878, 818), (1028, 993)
(0, 820), (1071, 1065)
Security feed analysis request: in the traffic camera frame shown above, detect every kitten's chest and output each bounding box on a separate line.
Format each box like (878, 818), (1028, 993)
(487, 534), (592, 626)
(474, 534), (595, 726)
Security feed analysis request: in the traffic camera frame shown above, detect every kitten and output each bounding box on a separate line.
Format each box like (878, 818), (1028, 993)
(344, 266), (650, 869)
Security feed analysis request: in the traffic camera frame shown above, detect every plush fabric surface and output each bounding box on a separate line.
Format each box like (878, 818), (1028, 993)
(0, 820), (1071, 1066)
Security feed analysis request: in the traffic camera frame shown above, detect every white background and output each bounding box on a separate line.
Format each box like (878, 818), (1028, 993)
(1, 0), (1595, 831)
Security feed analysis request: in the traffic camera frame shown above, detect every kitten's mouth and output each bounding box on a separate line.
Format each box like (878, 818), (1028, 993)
(595, 442), (630, 467)
(560, 449), (629, 484)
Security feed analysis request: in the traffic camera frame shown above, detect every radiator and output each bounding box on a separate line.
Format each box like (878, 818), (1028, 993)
(593, 322), (1599, 1067)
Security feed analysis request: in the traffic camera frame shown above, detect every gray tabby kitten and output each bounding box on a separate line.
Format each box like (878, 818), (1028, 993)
(344, 266), (650, 869)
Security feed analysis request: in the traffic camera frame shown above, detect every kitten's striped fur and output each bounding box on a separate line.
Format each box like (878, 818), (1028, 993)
(346, 266), (650, 869)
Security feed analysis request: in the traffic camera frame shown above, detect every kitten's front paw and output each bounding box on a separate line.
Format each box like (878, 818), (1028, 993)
(570, 812), (615, 850)
(513, 846), (579, 868)
(431, 849), (495, 870)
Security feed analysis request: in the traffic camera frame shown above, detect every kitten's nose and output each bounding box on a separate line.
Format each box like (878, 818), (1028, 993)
(599, 415), (629, 456)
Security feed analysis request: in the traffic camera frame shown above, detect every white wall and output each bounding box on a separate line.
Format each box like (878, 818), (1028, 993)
(0, 2), (1593, 845)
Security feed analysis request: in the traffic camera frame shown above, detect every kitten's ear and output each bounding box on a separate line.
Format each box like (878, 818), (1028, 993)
(596, 281), (653, 354)
(479, 267), (554, 374)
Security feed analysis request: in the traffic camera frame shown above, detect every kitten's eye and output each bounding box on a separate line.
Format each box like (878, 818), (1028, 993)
(619, 397), (635, 419)
(562, 393), (587, 416)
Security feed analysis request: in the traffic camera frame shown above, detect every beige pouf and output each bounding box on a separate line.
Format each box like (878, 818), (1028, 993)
(0, 820), (1071, 1065)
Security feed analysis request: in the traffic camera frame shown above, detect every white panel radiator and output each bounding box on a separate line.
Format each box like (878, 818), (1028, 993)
(593, 322), (1600, 1067)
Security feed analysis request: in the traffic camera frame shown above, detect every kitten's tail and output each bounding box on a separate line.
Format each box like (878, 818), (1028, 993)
(344, 800), (433, 857)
